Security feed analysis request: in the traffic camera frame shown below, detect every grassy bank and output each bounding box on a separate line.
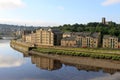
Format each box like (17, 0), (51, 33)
(33, 48), (120, 61)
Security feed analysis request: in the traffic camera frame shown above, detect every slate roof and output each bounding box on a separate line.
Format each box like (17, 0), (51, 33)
(103, 35), (118, 39)
(37, 28), (62, 34)
(62, 36), (76, 41)
(91, 32), (100, 38)
(63, 32), (100, 38)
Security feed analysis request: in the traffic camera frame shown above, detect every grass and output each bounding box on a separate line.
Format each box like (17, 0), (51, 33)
(32, 47), (120, 61)
(36, 46), (120, 55)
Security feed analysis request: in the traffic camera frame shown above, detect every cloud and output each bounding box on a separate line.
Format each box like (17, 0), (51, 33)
(102, 0), (120, 6)
(0, 0), (25, 9)
(57, 6), (65, 10)
(90, 73), (120, 80)
(0, 55), (25, 68)
(0, 18), (60, 26)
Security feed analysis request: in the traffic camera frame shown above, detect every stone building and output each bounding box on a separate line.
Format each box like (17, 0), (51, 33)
(103, 35), (119, 49)
(31, 31), (36, 44)
(102, 17), (106, 24)
(63, 32), (73, 38)
(15, 30), (23, 38)
(77, 32), (101, 48)
(22, 28), (62, 46)
(61, 32), (101, 48)
(101, 17), (113, 25)
(22, 30), (31, 42)
(61, 37), (77, 47)
(35, 28), (62, 46)
(25, 34), (31, 43)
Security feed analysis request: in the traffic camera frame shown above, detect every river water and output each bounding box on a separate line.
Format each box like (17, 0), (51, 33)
(0, 40), (120, 80)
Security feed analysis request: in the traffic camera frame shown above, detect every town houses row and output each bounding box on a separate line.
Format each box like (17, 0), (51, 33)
(22, 28), (120, 49)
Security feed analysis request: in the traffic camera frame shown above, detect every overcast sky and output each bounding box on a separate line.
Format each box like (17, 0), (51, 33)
(0, 0), (120, 26)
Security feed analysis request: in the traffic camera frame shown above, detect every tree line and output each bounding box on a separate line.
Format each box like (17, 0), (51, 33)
(53, 22), (120, 38)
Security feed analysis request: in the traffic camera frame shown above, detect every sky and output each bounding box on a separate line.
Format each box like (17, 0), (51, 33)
(0, 0), (120, 26)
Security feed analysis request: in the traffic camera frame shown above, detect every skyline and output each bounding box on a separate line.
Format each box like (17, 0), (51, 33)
(0, 0), (120, 26)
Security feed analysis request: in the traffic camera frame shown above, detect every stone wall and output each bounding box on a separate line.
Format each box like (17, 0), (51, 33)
(10, 40), (35, 53)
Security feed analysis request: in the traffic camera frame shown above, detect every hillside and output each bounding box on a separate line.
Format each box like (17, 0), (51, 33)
(0, 24), (38, 37)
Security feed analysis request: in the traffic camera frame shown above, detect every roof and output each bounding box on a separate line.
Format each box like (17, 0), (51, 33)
(63, 32), (72, 35)
(37, 28), (62, 34)
(62, 37), (76, 41)
(22, 30), (31, 35)
(91, 32), (100, 38)
(103, 35), (118, 39)
(73, 32), (91, 37)
(63, 32), (100, 38)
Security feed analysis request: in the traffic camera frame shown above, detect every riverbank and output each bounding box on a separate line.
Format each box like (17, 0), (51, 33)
(10, 40), (35, 53)
(10, 40), (120, 60)
(32, 47), (120, 60)
(37, 46), (120, 54)
(29, 51), (120, 74)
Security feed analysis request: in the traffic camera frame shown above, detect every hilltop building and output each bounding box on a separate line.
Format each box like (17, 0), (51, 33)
(101, 17), (113, 25)
(102, 17), (106, 24)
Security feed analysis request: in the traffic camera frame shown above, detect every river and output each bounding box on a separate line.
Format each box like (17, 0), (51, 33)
(0, 40), (120, 80)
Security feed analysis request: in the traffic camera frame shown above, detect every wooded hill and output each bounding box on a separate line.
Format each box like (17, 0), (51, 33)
(53, 22), (120, 38)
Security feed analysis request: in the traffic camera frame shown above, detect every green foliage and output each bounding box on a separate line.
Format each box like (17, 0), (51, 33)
(54, 22), (120, 37)
(33, 48), (120, 61)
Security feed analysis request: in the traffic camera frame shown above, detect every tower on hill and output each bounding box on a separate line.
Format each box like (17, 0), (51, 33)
(102, 17), (106, 24)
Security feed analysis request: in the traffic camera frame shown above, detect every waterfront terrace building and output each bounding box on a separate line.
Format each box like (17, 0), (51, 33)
(22, 28), (63, 46)
(61, 32), (101, 48)
(103, 35), (119, 49)
(76, 32), (101, 48)
(63, 32), (73, 38)
(35, 28), (62, 46)
(61, 37), (77, 47)
(22, 30), (31, 42)
(30, 31), (36, 44)
(25, 34), (31, 43)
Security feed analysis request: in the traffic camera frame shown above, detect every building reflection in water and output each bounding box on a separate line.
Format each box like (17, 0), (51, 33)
(31, 54), (62, 71)
(23, 53), (120, 74)
(64, 63), (120, 75)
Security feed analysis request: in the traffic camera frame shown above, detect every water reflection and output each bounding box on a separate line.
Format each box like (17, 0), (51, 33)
(0, 40), (25, 68)
(29, 54), (120, 75)
(65, 63), (120, 75)
(31, 54), (62, 71)
(90, 73), (120, 80)
(1, 40), (120, 80)
(0, 55), (24, 68)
